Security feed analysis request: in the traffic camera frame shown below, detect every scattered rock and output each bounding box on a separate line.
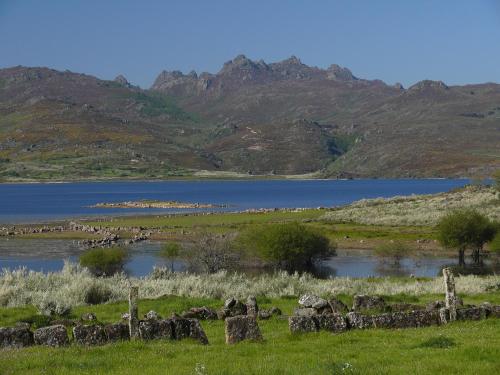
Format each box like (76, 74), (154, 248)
(145, 310), (161, 320)
(181, 306), (217, 320)
(298, 294), (327, 308)
(34, 325), (69, 347)
(0, 326), (34, 348)
(224, 297), (237, 309)
(218, 299), (247, 319)
(81, 312), (97, 322)
(352, 295), (386, 311)
(225, 315), (263, 344)
(73, 324), (108, 346)
(121, 312), (130, 321)
(328, 298), (349, 314)
(172, 318), (208, 345)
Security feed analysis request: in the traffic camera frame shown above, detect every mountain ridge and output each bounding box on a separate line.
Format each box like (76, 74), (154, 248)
(0, 57), (499, 181)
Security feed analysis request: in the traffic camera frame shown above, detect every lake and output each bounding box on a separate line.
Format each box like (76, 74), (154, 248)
(0, 239), (458, 278)
(0, 178), (468, 224)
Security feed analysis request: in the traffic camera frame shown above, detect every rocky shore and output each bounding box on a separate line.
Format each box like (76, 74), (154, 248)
(90, 200), (226, 209)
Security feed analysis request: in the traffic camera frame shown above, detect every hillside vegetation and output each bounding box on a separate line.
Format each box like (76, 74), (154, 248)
(322, 185), (500, 226)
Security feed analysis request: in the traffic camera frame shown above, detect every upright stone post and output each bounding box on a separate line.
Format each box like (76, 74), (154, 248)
(129, 286), (139, 339)
(443, 268), (457, 322)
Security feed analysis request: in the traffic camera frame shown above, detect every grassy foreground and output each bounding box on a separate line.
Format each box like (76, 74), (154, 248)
(1, 294), (500, 374)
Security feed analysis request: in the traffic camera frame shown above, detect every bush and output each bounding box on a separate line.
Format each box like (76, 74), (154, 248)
(374, 241), (413, 265)
(79, 247), (128, 276)
(159, 242), (181, 272)
(437, 209), (497, 266)
(187, 234), (238, 273)
(83, 283), (113, 305)
(241, 222), (335, 272)
(33, 294), (72, 317)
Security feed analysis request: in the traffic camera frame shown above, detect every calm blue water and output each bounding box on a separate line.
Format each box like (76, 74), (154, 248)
(0, 179), (468, 224)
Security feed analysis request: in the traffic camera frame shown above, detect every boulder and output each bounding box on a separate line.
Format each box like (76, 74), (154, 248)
(352, 295), (386, 311)
(104, 323), (129, 342)
(246, 296), (258, 316)
(456, 307), (487, 321)
(0, 326), (34, 348)
(298, 294), (328, 308)
(172, 318), (208, 345)
(218, 300), (247, 319)
(328, 298), (349, 314)
(426, 300), (445, 311)
(293, 307), (317, 317)
(258, 307), (282, 320)
(316, 314), (348, 333)
(225, 316), (263, 344)
(144, 310), (161, 320)
(73, 324), (108, 346)
(139, 319), (174, 340)
(33, 325), (69, 347)
(224, 297), (237, 309)
(80, 312), (97, 322)
(181, 306), (217, 320)
(288, 316), (319, 333)
(346, 312), (374, 329)
(480, 303), (500, 318)
(269, 307), (282, 316)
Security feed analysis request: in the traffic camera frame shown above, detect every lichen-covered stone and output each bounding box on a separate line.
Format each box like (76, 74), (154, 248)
(426, 300), (445, 311)
(316, 314), (347, 333)
(480, 303), (500, 318)
(456, 307), (487, 321)
(298, 294), (327, 308)
(34, 325), (69, 347)
(218, 300), (247, 319)
(80, 312), (97, 322)
(104, 323), (129, 342)
(73, 324), (108, 346)
(0, 326), (34, 348)
(288, 316), (319, 333)
(246, 296), (258, 316)
(181, 306), (217, 320)
(186, 319), (209, 345)
(138, 319), (174, 340)
(293, 307), (317, 317)
(352, 295), (385, 311)
(374, 310), (440, 329)
(390, 303), (424, 312)
(144, 310), (161, 320)
(346, 312), (374, 329)
(258, 306), (282, 320)
(225, 315), (263, 344)
(328, 298), (349, 314)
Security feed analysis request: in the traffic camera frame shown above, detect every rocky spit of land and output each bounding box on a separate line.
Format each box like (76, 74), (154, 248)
(90, 200), (226, 209)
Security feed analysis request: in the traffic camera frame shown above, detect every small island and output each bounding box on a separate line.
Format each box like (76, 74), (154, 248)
(90, 200), (225, 209)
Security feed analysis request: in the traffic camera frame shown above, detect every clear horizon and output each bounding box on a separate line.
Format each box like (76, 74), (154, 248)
(1, 0), (500, 89)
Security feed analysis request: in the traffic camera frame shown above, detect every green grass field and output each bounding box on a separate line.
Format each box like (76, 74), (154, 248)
(1, 294), (499, 374)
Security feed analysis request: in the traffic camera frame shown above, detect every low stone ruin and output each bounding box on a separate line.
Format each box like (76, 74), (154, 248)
(34, 325), (69, 347)
(0, 325), (33, 348)
(289, 268), (500, 334)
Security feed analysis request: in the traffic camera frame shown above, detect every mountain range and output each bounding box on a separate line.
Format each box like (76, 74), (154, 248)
(0, 55), (499, 181)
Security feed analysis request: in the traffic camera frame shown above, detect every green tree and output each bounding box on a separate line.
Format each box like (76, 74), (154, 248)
(374, 241), (413, 265)
(241, 222), (335, 272)
(159, 242), (181, 272)
(437, 209), (497, 266)
(79, 247), (127, 276)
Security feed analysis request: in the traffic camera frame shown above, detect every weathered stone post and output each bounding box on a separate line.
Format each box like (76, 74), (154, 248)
(443, 268), (457, 322)
(129, 286), (139, 339)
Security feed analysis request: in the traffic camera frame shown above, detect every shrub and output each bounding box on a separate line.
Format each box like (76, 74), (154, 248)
(374, 241), (413, 265)
(186, 233), (238, 273)
(32, 293), (72, 317)
(79, 247), (128, 276)
(83, 283), (113, 305)
(241, 222), (335, 272)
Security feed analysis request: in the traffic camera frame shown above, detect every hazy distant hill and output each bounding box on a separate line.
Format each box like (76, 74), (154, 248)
(0, 56), (499, 180)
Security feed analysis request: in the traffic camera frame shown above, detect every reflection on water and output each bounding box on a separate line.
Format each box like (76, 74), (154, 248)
(0, 239), (471, 278)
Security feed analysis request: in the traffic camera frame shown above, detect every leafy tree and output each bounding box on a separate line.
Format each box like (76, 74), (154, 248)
(187, 233), (238, 274)
(437, 209), (496, 266)
(242, 222), (335, 272)
(159, 242), (181, 272)
(374, 241), (413, 265)
(79, 247), (127, 276)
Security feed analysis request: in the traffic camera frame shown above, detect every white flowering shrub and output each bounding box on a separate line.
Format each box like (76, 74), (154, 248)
(0, 261), (498, 309)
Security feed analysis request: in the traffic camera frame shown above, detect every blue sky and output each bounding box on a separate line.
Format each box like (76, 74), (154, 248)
(1, 0), (499, 88)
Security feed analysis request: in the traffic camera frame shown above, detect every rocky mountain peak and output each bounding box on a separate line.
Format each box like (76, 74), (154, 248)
(326, 64), (357, 81)
(114, 74), (130, 87)
(408, 80), (449, 91)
